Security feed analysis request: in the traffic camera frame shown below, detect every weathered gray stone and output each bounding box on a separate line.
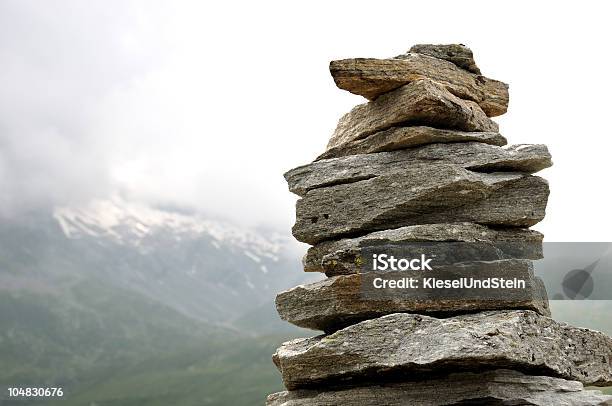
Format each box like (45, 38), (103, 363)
(329, 55), (508, 116)
(276, 260), (550, 332)
(328, 79), (498, 151)
(287, 142), (552, 196)
(292, 166), (549, 244)
(267, 370), (612, 406)
(318, 125), (507, 160)
(304, 223), (543, 275)
(406, 43), (482, 74)
(273, 311), (612, 390)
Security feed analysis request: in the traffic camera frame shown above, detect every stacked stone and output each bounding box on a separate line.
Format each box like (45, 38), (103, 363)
(267, 45), (612, 405)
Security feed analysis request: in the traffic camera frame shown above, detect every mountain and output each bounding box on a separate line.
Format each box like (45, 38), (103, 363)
(1, 199), (610, 404)
(0, 199), (316, 405)
(2, 198), (316, 327)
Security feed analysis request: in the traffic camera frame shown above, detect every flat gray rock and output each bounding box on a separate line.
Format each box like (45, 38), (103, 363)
(287, 142), (552, 196)
(303, 223), (543, 275)
(406, 43), (482, 74)
(292, 166), (549, 244)
(329, 55), (508, 116)
(273, 311), (612, 390)
(267, 369), (612, 405)
(318, 125), (507, 160)
(276, 260), (550, 332)
(328, 79), (498, 151)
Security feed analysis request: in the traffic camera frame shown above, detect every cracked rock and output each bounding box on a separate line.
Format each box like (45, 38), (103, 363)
(327, 79), (498, 151)
(267, 369), (612, 406)
(317, 125), (507, 160)
(292, 166), (549, 244)
(303, 223), (543, 276)
(276, 260), (550, 332)
(273, 311), (612, 390)
(329, 54), (508, 116)
(405, 43), (482, 74)
(287, 142), (552, 196)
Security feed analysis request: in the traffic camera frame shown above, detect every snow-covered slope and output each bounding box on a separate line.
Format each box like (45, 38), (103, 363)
(1, 199), (314, 329)
(54, 199), (287, 263)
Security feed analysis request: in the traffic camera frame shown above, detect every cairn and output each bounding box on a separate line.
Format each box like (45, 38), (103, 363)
(267, 44), (612, 405)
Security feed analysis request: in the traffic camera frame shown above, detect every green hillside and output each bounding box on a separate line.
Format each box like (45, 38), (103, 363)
(2, 270), (611, 405)
(0, 279), (294, 406)
(46, 337), (285, 406)
(3, 290), (612, 405)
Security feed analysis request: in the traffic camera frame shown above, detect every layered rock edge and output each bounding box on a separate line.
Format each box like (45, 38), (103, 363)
(276, 260), (550, 332)
(287, 142), (552, 196)
(317, 126), (507, 160)
(292, 167), (549, 244)
(267, 369), (612, 406)
(273, 311), (612, 390)
(327, 79), (498, 151)
(329, 54), (508, 117)
(406, 44), (482, 74)
(302, 223), (543, 275)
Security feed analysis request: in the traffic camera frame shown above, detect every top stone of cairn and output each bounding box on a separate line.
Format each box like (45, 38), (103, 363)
(403, 44), (482, 74)
(329, 43), (508, 117)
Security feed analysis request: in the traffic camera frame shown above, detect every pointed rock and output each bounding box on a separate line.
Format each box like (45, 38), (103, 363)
(267, 370), (612, 406)
(276, 260), (550, 332)
(292, 166), (549, 244)
(287, 142), (552, 196)
(318, 126), (506, 160)
(407, 43), (482, 74)
(327, 79), (498, 151)
(273, 311), (612, 390)
(329, 55), (508, 116)
(302, 223), (543, 275)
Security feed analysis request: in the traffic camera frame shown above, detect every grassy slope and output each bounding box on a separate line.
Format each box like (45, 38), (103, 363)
(0, 278), (296, 406)
(1, 285), (611, 405)
(47, 337), (286, 406)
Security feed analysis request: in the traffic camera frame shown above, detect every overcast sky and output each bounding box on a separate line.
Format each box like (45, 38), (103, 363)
(1, 0), (611, 241)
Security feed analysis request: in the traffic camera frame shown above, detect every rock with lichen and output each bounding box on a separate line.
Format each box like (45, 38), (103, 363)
(266, 44), (611, 405)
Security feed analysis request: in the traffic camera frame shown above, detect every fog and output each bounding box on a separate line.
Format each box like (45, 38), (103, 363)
(1, 0), (611, 240)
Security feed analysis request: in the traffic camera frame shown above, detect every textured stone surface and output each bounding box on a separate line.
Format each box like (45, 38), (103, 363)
(292, 167), (549, 244)
(267, 370), (612, 406)
(273, 311), (612, 390)
(288, 142), (552, 196)
(406, 43), (482, 74)
(329, 55), (508, 116)
(327, 79), (498, 151)
(276, 260), (550, 332)
(304, 223), (543, 275)
(318, 125), (506, 160)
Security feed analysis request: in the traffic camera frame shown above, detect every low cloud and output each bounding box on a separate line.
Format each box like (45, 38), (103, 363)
(0, 0), (328, 229)
(0, 0), (157, 215)
(5, 0), (611, 240)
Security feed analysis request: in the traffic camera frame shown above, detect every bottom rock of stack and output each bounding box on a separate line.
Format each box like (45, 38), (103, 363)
(266, 369), (612, 406)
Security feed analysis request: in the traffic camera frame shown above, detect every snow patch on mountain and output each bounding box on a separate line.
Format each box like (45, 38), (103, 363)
(53, 198), (288, 260)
